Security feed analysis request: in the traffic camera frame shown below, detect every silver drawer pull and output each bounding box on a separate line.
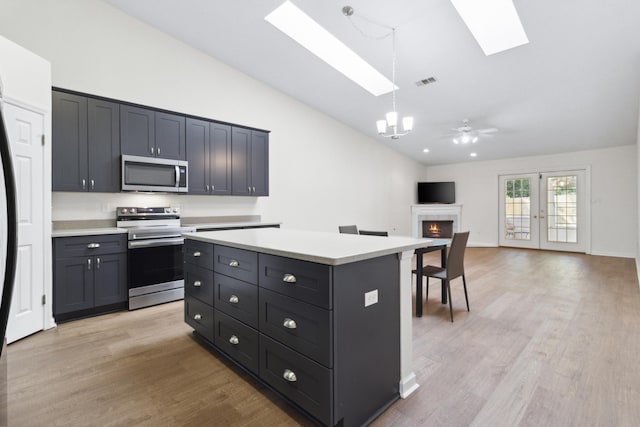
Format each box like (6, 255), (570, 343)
(229, 335), (239, 345)
(193, 251), (201, 257)
(229, 295), (239, 304)
(229, 259), (239, 267)
(283, 318), (297, 329)
(282, 273), (297, 283)
(283, 369), (297, 382)
(87, 243), (100, 249)
(193, 280), (202, 287)
(194, 314), (202, 320)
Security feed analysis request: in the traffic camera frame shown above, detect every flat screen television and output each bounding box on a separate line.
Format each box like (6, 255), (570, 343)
(417, 182), (455, 204)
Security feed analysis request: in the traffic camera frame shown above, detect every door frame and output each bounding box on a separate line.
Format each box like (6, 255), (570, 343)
(497, 165), (591, 254)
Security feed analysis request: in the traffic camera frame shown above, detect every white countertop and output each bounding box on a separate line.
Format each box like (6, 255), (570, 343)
(183, 221), (281, 230)
(186, 228), (433, 265)
(52, 227), (127, 237)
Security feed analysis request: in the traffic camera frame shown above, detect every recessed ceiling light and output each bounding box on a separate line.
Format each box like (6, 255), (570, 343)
(470, 152), (478, 157)
(265, 1), (395, 96)
(423, 148), (430, 153)
(450, 0), (529, 55)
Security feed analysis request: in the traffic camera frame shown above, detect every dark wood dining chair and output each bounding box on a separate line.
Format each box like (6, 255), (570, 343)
(358, 230), (388, 236)
(338, 225), (358, 234)
(418, 231), (470, 322)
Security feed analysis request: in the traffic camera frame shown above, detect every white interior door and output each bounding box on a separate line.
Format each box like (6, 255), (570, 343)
(500, 169), (588, 253)
(499, 174), (540, 249)
(4, 102), (45, 343)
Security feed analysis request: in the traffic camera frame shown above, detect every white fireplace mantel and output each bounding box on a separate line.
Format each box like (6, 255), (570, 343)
(411, 204), (462, 238)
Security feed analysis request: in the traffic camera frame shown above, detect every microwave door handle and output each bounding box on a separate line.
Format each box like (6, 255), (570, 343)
(175, 165), (180, 187)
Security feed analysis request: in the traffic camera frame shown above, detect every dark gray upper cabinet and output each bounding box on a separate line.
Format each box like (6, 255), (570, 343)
(52, 91), (120, 192)
(120, 105), (155, 158)
(231, 128), (269, 196)
(121, 106), (186, 160)
(250, 130), (269, 196)
(186, 118), (209, 195)
(87, 99), (120, 192)
(210, 123), (232, 195)
(187, 119), (232, 195)
(53, 92), (88, 191)
(155, 111), (186, 160)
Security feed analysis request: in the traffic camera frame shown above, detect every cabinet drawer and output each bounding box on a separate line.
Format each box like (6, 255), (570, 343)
(214, 310), (259, 375)
(214, 273), (258, 328)
(259, 254), (331, 309)
(184, 239), (214, 269)
(184, 295), (214, 343)
(259, 288), (332, 368)
(54, 234), (126, 258)
(214, 245), (258, 284)
(184, 263), (214, 305)
(259, 334), (332, 426)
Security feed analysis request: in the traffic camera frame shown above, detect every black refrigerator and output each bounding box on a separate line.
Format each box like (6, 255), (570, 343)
(0, 98), (18, 425)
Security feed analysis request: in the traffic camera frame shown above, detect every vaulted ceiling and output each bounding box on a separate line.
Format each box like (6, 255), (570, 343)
(102, 0), (640, 165)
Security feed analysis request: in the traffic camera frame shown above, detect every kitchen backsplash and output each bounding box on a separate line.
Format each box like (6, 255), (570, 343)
(52, 192), (263, 221)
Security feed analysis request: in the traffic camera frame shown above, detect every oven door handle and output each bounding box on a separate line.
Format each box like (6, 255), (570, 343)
(128, 237), (184, 249)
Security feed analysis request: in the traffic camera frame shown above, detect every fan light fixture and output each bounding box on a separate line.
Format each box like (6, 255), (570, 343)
(376, 28), (413, 140)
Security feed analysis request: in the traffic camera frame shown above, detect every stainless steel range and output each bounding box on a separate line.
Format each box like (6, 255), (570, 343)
(116, 206), (195, 310)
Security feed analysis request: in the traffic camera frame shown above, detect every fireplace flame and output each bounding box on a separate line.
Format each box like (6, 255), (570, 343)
(429, 224), (441, 233)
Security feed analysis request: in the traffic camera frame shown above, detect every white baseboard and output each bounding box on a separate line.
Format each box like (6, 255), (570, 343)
(399, 372), (419, 398)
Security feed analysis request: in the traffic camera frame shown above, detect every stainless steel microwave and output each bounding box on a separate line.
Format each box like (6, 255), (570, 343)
(121, 155), (188, 193)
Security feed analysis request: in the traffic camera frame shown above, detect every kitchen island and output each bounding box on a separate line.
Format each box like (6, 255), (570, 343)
(183, 228), (430, 426)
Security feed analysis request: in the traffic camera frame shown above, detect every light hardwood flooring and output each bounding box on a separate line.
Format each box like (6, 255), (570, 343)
(7, 247), (640, 426)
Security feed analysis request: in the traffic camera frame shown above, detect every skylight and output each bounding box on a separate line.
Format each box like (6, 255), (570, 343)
(450, 0), (529, 55)
(265, 1), (395, 96)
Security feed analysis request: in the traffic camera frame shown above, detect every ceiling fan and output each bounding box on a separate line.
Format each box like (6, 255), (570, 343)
(450, 119), (499, 144)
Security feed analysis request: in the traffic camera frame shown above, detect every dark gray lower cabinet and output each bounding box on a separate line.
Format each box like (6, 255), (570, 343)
(53, 235), (127, 321)
(184, 237), (400, 426)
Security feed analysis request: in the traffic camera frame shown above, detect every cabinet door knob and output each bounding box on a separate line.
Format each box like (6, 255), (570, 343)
(206, 185), (210, 192)
(82, 179), (86, 190)
(283, 369), (297, 382)
(229, 335), (239, 345)
(157, 147), (161, 155)
(229, 259), (239, 267)
(193, 280), (201, 287)
(194, 313), (202, 320)
(87, 243), (101, 249)
(283, 318), (297, 329)
(90, 179), (95, 190)
(96, 257), (100, 270)
(229, 295), (239, 304)
(193, 251), (201, 257)
(87, 258), (91, 270)
(282, 274), (297, 283)
(150, 147), (155, 155)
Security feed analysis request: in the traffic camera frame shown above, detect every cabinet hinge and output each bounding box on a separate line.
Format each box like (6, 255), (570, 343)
(42, 294), (46, 305)
(41, 134), (45, 146)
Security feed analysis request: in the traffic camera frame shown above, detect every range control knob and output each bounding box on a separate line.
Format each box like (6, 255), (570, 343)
(173, 207), (178, 213)
(165, 207), (171, 213)
(121, 208), (128, 214)
(130, 208), (136, 214)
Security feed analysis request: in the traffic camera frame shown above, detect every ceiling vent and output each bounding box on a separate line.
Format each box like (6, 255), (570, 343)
(415, 77), (437, 86)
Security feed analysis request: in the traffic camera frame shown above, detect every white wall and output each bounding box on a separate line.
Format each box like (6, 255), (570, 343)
(0, 0), (423, 235)
(424, 145), (637, 258)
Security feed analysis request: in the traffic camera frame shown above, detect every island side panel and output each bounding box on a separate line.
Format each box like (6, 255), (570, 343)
(332, 254), (400, 426)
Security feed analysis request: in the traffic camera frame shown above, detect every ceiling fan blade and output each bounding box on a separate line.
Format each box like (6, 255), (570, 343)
(477, 127), (499, 134)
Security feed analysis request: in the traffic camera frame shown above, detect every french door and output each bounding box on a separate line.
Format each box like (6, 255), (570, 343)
(499, 170), (587, 253)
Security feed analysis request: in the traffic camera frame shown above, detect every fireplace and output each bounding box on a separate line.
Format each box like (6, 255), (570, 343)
(422, 220), (454, 238)
(411, 204), (462, 239)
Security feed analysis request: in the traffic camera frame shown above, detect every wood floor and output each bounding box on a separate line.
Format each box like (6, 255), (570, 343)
(8, 247), (640, 426)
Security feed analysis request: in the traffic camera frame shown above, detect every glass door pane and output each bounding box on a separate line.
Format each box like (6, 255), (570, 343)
(499, 174), (539, 249)
(540, 170), (586, 252)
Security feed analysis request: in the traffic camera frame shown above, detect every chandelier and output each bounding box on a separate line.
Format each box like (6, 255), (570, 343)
(376, 28), (413, 140)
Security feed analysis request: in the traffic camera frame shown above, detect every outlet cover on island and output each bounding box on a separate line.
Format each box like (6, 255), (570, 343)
(364, 289), (378, 307)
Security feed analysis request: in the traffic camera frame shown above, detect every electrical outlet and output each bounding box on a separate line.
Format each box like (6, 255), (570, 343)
(364, 289), (378, 307)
